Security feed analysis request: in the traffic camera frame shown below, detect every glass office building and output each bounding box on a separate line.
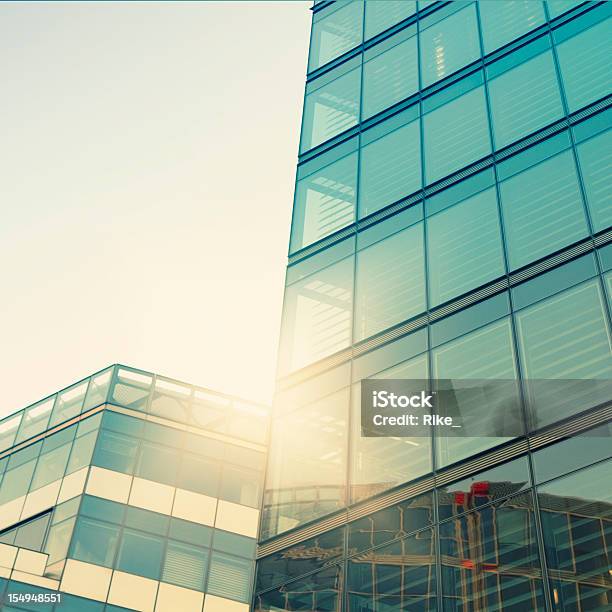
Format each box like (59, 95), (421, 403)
(256, 1), (612, 610)
(0, 365), (269, 612)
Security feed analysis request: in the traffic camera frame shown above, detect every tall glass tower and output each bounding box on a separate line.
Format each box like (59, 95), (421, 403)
(255, 1), (612, 610)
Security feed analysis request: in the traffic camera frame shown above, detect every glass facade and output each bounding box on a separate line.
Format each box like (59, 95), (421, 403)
(0, 365), (269, 612)
(262, 0), (612, 610)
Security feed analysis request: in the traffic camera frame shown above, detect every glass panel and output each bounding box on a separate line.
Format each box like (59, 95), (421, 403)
(262, 388), (349, 539)
(354, 223), (425, 341)
(358, 120), (421, 218)
(149, 378), (191, 423)
(555, 16), (612, 112)
(66, 430), (97, 474)
(440, 492), (546, 611)
(479, 0), (546, 54)
(116, 529), (164, 579)
(362, 35), (418, 119)
(92, 429), (139, 474)
(309, 1), (363, 71)
(70, 518), (119, 567)
(515, 280), (612, 429)
(207, 551), (252, 603)
(220, 465), (262, 508)
(424, 85), (491, 184)
(49, 382), (87, 428)
(546, 0), (581, 18)
(177, 452), (221, 497)
(82, 368), (112, 411)
(577, 128), (612, 233)
(45, 517), (76, 565)
(301, 68), (361, 152)
(227, 401), (269, 444)
(168, 518), (212, 547)
(427, 187), (505, 306)
(136, 441), (180, 486)
(488, 49), (564, 149)
(538, 460), (612, 611)
(499, 150), (588, 270)
(432, 318), (520, 467)
(81, 495), (124, 523)
(15, 398), (54, 443)
(162, 541), (207, 590)
(279, 255), (353, 374)
(30, 442), (71, 490)
(290, 153), (357, 253)
(0, 459), (37, 504)
(0, 414), (22, 453)
(14, 514), (51, 551)
(365, 0), (416, 40)
(124, 506), (169, 536)
(110, 368), (152, 411)
(420, 4), (480, 88)
(214, 530), (256, 558)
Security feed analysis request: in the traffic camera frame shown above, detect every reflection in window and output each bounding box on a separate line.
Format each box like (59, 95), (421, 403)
(220, 466), (262, 508)
(262, 388), (349, 539)
(301, 68), (360, 153)
(355, 223), (425, 341)
(546, 1), (581, 19)
(479, 0), (546, 54)
(290, 153), (357, 253)
(499, 150), (588, 270)
(177, 453), (220, 497)
(424, 85), (491, 185)
(364, 0), (416, 40)
(136, 441), (180, 487)
(207, 551), (252, 603)
(488, 50), (564, 149)
(555, 16), (612, 113)
(428, 188), (505, 306)
(516, 280), (612, 429)
(279, 256), (353, 374)
(70, 518), (119, 567)
(362, 36), (418, 119)
(116, 529), (164, 579)
(420, 4), (480, 88)
(92, 429), (139, 474)
(577, 129), (612, 233)
(309, 1), (363, 71)
(31, 442), (71, 490)
(359, 121), (421, 218)
(538, 460), (612, 611)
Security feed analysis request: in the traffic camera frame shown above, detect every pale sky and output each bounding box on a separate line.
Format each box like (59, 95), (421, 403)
(0, 1), (311, 417)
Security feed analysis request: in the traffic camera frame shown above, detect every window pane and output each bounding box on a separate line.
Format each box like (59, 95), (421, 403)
(301, 68), (360, 153)
(420, 5), (480, 88)
(546, 0), (581, 19)
(358, 120), (421, 218)
(279, 256), (353, 373)
(0, 459), (36, 504)
(207, 551), (252, 603)
(163, 541), (207, 590)
(577, 129), (612, 233)
(82, 368), (112, 411)
(424, 85), (491, 184)
(66, 430), (97, 474)
(362, 36), (418, 119)
(479, 0), (546, 54)
(31, 443), (71, 490)
(428, 187), (505, 306)
(489, 50), (564, 149)
(354, 223), (425, 340)
(556, 17), (612, 112)
(92, 429), (138, 474)
(49, 382), (87, 428)
(290, 153), (357, 253)
(499, 150), (588, 270)
(45, 517), (76, 565)
(516, 280), (612, 428)
(220, 466), (262, 508)
(309, 1), (363, 71)
(177, 453), (220, 497)
(136, 441), (180, 486)
(71, 518), (119, 567)
(14, 514), (51, 551)
(364, 0), (416, 40)
(116, 529), (164, 579)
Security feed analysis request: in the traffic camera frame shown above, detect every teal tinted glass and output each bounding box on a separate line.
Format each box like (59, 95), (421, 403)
(136, 441), (180, 486)
(162, 541), (208, 590)
(479, 0), (546, 54)
(214, 530), (256, 558)
(168, 518), (212, 547)
(30, 442), (71, 490)
(207, 551), (252, 603)
(364, 0), (416, 40)
(499, 150), (588, 270)
(71, 518), (119, 567)
(49, 382), (87, 428)
(116, 529), (164, 579)
(66, 430), (97, 474)
(0, 460), (36, 504)
(290, 153), (356, 253)
(125, 507), (169, 535)
(576, 129), (612, 233)
(424, 85), (491, 184)
(488, 50), (564, 149)
(358, 121), (421, 217)
(45, 517), (75, 565)
(81, 495), (124, 523)
(555, 17), (612, 113)
(546, 0), (581, 18)
(427, 187), (505, 306)
(92, 429), (138, 474)
(309, 1), (363, 71)
(420, 4), (480, 88)
(301, 68), (360, 152)
(354, 223), (425, 341)
(362, 35), (418, 119)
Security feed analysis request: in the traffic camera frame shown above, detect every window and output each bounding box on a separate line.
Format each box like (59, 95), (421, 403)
(358, 120), (421, 218)
(301, 68), (360, 153)
(427, 187), (505, 306)
(163, 541), (207, 590)
(546, 0), (581, 19)
(71, 518), (119, 567)
(45, 517), (76, 565)
(220, 466), (262, 508)
(354, 223), (425, 340)
(207, 551), (252, 603)
(309, 1), (363, 71)
(555, 15), (612, 113)
(499, 150), (588, 270)
(136, 441), (180, 486)
(420, 4), (480, 88)
(92, 429), (138, 474)
(116, 529), (164, 579)
(177, 453), (221, 497)
(279, 255), (353, 373)
(479, 0), (546, 54)
(488, 49), (564, 149)
(424, 85), (491, 184)
(30, 442), (71, 490)
(0, 459), (36, 504)
(290, 153), (357, 253)
(364, 0), (416, 40)
(516, 280), (612, 428)
(362, 35), (418, 119)
(169, 519), (212, 547)
(49, 382), (87, 428)
(576, 129), (612, 233)
(66, 430), (97, 474)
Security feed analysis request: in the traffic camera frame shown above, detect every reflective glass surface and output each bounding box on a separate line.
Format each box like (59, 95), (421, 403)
(364, 0), (416, 40)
